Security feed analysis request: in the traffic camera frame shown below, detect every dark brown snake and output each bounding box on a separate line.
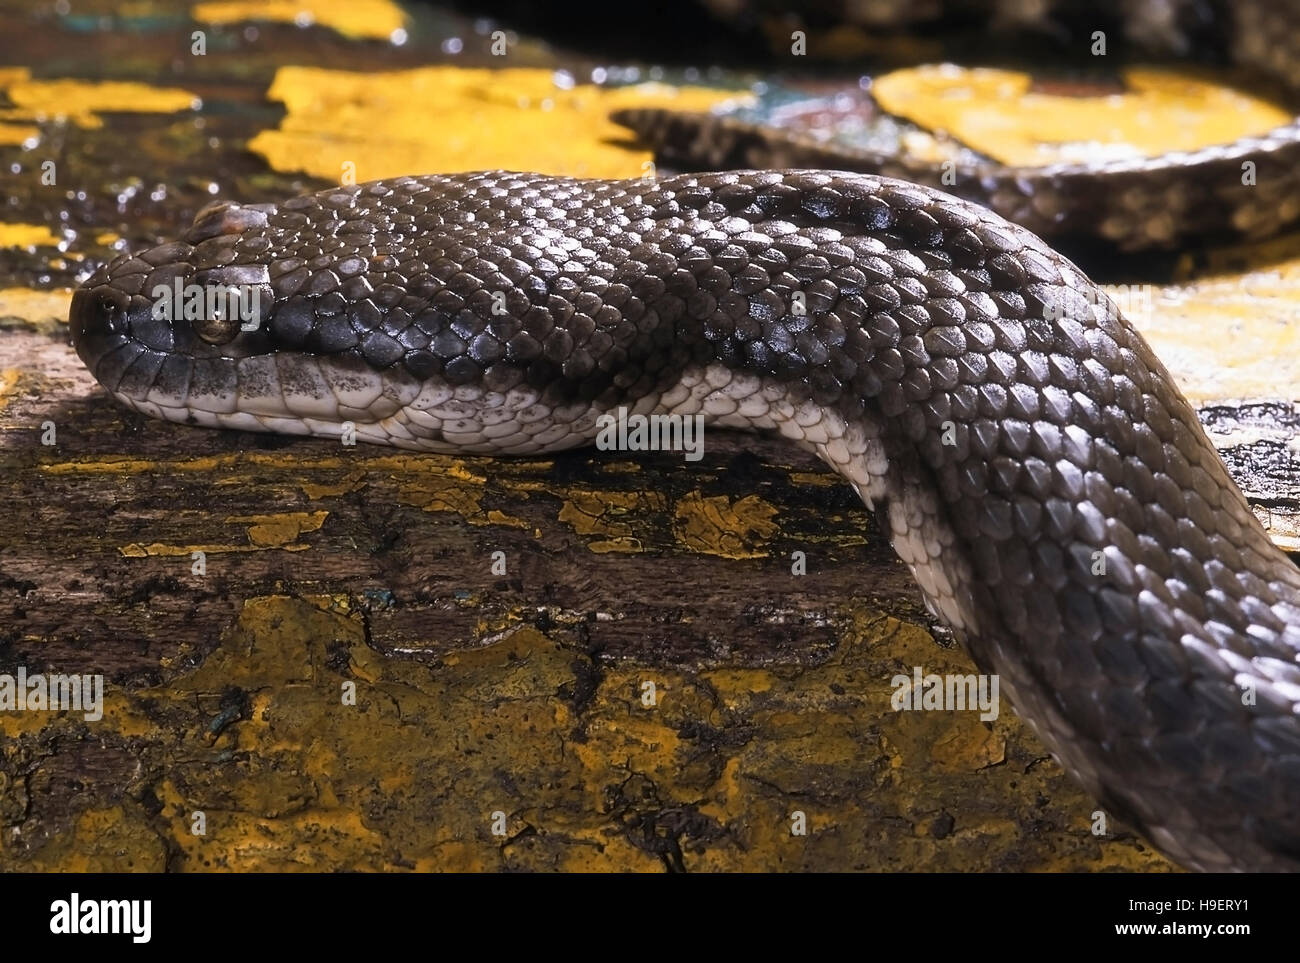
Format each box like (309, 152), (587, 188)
(68, 0), (1300, 871)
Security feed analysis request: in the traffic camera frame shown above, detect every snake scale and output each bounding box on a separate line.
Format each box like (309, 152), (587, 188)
(69, 0), (1300, 871)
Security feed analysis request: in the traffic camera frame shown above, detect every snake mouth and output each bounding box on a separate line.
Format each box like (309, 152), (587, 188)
(70, 250), (619, 454)
(68, 272), (180, 407)
(70, 244), (282, 418)
(69, 250), (463, 446)
(71, 273), (364, 429)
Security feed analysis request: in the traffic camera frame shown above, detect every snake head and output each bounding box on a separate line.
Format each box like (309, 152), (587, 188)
(68, 192), (447, 442)
(69, 229), (277, 421)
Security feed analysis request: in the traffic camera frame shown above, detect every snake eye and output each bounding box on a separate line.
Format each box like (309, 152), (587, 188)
(189, 281), (267, 344)
(194, 310), (242, 345)
(191, 292), (244, 345)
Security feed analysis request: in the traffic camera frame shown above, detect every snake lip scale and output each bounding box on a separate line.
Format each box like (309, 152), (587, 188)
(68, 166), (1300, 872)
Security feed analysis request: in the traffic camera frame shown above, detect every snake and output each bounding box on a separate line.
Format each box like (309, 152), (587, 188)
(67, 0), (1300, 872)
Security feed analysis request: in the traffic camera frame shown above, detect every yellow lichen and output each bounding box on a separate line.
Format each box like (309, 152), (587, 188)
(192, 0), (408, 41)
(872, 65), (1290, 166)
(672, 491), (780, 558)
(249, 65), (751, 182)
(0, 69), (196, 140)
(0, 225), (61, 248)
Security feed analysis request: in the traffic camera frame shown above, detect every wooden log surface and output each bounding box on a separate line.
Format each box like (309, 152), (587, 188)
(0, 0), (1298, 872)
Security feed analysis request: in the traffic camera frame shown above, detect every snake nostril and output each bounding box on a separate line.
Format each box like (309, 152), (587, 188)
(68, 289), (96, 347)
(68, 286), (128, 355)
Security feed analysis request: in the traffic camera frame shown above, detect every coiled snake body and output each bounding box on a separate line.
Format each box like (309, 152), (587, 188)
(69, 1), (1300, 872)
